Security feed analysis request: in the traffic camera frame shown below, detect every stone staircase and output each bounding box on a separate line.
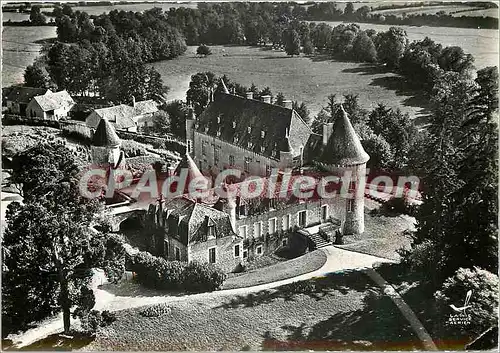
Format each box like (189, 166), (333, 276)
(305, 232), (332, 250)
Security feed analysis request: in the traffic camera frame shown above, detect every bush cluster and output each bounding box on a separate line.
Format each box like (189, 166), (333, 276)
(129, 251), (226, 293)
(139, 303), (172, 317)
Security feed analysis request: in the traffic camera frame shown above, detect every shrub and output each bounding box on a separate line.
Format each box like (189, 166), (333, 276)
(129, 251), (226, 292)
(434, 267), (499, 336)
(139, 303), (171, 317)
(196, 44), (212, 56)
(182, 261), (226, 293)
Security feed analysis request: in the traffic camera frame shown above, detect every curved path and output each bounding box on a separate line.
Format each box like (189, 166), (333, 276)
(8, 246), (435, 350)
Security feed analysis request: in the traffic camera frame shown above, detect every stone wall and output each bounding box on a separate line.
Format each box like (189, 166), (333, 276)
(164, 235), (188, 262)
(193, 131), (279, 176)
(189, 236), (243, 273)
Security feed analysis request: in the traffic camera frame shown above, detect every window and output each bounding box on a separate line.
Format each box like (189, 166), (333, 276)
(175, 247), (181, 261)
(321, 205), (328, 222)
(247, 126), (251, 134)
(243, 250), (248, 258)
(268, 218), (277, 235)
(164, 240), (169, 257)
(282, 214), (291, 230)
(261, 130), (265, 138)
(298, 210), (307, 227)
(207, 224), (216, 239)
(232, 121), (236, 128)
(208, 247), (216, 263)
(202, 140), (207, 156)
(239, 225), (248, 239)
(187, 140), (193, 154)
(247, 141), (253, 149)
(256, 245), (263, 255)
(254, 222), (262, 238)
(214, 146), (220, 165)
(282, 238), (288, 247)
(234, 244), (240, 257)
(266, 164), (271, 176)
(229, 155), (235, 166)
(244, 157), (251, 173)
(347, 199), (355, 213)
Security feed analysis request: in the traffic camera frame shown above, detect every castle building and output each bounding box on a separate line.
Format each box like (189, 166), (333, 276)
(146, 80), (370, 272)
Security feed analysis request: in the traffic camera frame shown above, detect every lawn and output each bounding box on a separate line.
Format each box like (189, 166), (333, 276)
(152, 45), (430, 120)
(223, 249), (327, 290)
(338, 207), (416, 261)
(371, 4), (481, 16)
(89, 270), (424, 351)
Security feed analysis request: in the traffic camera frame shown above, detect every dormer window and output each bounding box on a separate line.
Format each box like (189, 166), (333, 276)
(232, 121), (236, 128)
(247, 126), (251, 134)
(216, 128), (221, 137)
(261, 131), (265, 138)
(234, 136), (239, 143)
(217, 115), (221, 124)
(208, 224), (215, 239)
(248, 141), (253, 149)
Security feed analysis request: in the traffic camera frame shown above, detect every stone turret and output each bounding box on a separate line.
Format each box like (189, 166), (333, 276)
(91, 117), (125, 169)
(321, 105), (369, 234)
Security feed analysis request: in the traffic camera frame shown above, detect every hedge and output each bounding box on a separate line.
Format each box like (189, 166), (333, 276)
(129, 251), (226, 293)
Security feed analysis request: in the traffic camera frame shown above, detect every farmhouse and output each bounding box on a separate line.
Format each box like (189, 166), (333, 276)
(25, 90), (75, 120)
(6, 87), (51, 115)
(86, 99), (158, 133)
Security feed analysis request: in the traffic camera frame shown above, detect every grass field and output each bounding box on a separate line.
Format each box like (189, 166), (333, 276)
(452, 8), (499, 18)
(371, 4), (481, 16)
(2, 26), (57, 86)
(224, 249), (327, 290)
(89, 270), (423, 351)
(153, 45), (429, 119)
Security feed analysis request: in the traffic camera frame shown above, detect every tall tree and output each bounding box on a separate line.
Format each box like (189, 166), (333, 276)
(284, 29), (301, 57)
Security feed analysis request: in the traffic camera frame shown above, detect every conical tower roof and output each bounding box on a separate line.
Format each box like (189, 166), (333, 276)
(322, 105), (369, 165)
(174, 152), (204, 181)
(92, 118), (120, 147)
(280, 135), (293, 153)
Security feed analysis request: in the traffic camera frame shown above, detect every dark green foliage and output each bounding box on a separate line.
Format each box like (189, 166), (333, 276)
(2, 144), (125, 335)
(196, 44), (212, 56)
(129, 251), (226, 292)
(292, 101), (310, 123)
(352, 31), (377, 62)
(24, 62), (53, 89)
(435, 267), (499, 336)
(375, 27), (408, 68)
(161, 100), (190, 138)
(30, 5), (46, 25)
(284, 29), (301, 56)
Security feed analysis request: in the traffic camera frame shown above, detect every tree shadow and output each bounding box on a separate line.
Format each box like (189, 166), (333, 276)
(342, 64), (393, 76)
(260, 283), (424, 351)
(215, 270), (375, 310)
(98, 276), (186, 298)
(4, 333), (94, 351)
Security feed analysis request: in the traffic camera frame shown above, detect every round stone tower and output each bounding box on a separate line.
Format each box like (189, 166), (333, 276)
(91, 117), (125, 169)
(321, 105), (370, 235)
(279, 134), (294, 169)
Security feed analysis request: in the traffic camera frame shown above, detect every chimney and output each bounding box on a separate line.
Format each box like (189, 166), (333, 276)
(283, 100), (292, 109)
(246, 91), (254, 100)
(132, 96), (136, 107)
(322, 122), (334, 146)
(261, 95), (271, 104)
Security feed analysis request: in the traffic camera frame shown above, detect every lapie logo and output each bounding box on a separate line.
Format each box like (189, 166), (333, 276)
(447, 290), (472, 326)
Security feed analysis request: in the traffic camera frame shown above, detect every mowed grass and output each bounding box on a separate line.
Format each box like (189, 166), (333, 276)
(223, 249), (327, 290)
(2, 26), (57, 86)
(337, 209), (415, 261)
(89, 270), (423, 351)
(153, 45), (428, 119)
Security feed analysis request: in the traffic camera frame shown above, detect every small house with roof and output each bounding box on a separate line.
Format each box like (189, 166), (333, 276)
(6, 87), (51, 115)
(26, 90), (75, 120)
(85, 99), (159, 133)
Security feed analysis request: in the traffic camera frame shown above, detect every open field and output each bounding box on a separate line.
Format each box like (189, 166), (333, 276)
(88, 270), (423, 351)
(371, 4), (482, 16)
(452, 8), (499, 18)
(153, 45), (430, 119)
(312, 20), (499, 70)
(2, 26), (57, 86)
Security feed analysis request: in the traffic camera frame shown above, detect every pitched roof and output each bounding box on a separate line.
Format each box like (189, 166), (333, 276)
(160, 197), (237, 245)
(92, 105), (136, 130)
(321, 106), (369, 165)
(133, 100), (158, 116)
(6, 87), (50, 104)
(32, 90), (74, 111)
(196, 92), (312, 160)
(92, 118), (121, 147)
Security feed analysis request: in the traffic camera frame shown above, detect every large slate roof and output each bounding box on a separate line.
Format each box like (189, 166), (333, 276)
(196, 92), (311, 160)
(92, 118), (121, 147)
(321, 106), (369, 165)
(32, 90), (74, 111)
